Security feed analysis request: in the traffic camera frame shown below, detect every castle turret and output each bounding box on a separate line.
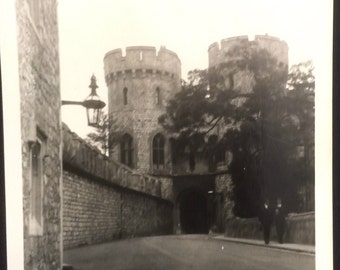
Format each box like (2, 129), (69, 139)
(104, 46), (181, 172)
(208, 35), (288, 95)
(208, 35), (288, 68)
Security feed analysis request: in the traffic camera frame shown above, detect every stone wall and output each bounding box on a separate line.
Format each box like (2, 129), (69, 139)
(285, 212), (315, 245)
(63, 170), (173, 249)
(16, 0), (62, 269)
(62, 124), (173, 249)
(104, 46), (181, 173)
(63, 124), (173, 201)
(208, 35), (288, 99)
(224, 212), (315, 245)
(208, 35), (288, 69)
(214, 173), (234, 231)
(104, 46), (181, 81)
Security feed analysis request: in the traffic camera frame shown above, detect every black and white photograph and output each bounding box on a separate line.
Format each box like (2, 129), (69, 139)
(0, 0), (333, 269)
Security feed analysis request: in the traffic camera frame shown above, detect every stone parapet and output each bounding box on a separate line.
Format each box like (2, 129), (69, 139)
(104, 46), (181, 85)
(208, 34), (288, 68)
(285, 212), (315, 245)
(62, 123), (173, 201)
(224, 212), (315, 245)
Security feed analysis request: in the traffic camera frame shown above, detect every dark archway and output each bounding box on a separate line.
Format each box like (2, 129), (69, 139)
(179, 190), (208, 234)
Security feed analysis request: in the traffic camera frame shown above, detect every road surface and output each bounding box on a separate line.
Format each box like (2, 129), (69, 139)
(64, 235), (314, 270)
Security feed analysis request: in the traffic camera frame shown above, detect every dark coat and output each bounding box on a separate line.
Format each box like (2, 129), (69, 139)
(259, 203), (274, 227)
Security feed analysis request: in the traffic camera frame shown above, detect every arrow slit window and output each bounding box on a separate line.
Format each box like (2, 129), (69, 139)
(123, 87), (128, 105)
(156, 87), (161, 105)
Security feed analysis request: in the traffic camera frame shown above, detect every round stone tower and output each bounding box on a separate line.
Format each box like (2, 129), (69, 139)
(104, 46), (181, 173)
(208, 35), (289, 95)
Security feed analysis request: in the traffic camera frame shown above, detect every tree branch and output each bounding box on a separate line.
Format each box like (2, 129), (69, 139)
(203, 116), (223, 135)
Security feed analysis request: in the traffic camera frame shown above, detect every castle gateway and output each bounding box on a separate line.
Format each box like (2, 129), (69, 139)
(104, 36), (289, 234)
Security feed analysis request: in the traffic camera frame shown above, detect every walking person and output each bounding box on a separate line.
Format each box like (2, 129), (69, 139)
(274, 198), (286, 244)
(259, 199), (273, 244)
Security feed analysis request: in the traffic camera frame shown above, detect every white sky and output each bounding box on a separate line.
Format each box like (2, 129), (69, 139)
(58, 0), (325, 138)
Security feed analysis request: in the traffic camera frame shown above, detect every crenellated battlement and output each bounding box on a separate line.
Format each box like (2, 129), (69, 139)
(104, 46), (181, 85)
(208, 34), (288, 68)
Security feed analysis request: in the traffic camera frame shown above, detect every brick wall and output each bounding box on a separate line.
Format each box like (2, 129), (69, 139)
(16, 0), (62, 269)
(62, 125), (173, 249)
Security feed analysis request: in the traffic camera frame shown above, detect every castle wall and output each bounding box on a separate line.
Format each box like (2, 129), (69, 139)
(208, 35), (288, 68)
(224, 212), (315, 245)
(16, 0), (62, 269)
(104, 46), (181, 173)
(104, 46), (181, 80)
(62, 124), (173, 249)
(208, 35), (288, 96)
(63, 170), (173, 249)
(215, 173), (234, 231)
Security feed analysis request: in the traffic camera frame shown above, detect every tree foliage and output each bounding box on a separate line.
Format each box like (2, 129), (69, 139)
(86, 113), (118, 156)
(84, 45), (315, 216)
(159, 43), (315, 216)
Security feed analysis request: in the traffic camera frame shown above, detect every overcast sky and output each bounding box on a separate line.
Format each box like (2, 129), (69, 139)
(58, 0), (329, 138)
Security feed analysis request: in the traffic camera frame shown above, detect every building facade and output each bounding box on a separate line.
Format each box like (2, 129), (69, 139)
(16, 0), (62, 269)
(103, 35), (293, 234)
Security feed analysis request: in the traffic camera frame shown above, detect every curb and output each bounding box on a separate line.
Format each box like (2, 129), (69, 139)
(212, 236), (315, 255)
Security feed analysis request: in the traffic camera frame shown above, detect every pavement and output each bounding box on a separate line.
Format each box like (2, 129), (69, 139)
(63, 234), (315, 270)
(210, 234), (315, 255)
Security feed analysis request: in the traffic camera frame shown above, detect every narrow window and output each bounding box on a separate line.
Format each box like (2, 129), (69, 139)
(120, 134), (133, 167)
(29, 133), (45, 235)
(123, 87), (128, 105)
(156, 87), (161, 105)
(139, 51), (143, 61)
(153, 133), (165, 169)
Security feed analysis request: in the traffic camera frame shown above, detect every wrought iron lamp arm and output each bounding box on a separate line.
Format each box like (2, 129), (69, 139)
(61, 100), (85, 106)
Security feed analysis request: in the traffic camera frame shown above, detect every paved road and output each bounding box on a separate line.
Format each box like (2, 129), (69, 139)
(64, 235), (315, 270)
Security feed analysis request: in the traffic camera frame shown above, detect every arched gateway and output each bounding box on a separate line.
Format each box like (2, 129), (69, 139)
(173, 175), (216, 234)
(178, 189), (209, 234)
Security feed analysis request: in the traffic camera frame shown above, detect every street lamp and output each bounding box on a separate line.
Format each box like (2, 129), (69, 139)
(61, 75), (106, 127)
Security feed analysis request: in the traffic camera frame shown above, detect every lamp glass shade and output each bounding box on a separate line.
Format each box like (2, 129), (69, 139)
(83, 93), (105, 127)
(86, 107), (101, 127)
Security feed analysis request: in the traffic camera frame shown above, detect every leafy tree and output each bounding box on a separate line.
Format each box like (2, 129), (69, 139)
(86, 113), (118, 156)
(159, 42), (315, 216)
(285, 61), (315, 211)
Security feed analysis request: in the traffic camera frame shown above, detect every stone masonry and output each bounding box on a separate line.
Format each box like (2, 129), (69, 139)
(16, 0), (62, 269)
(104, 46), (182, 173)
(215, 173), (235, 228)
(101, 36), (313, 238)
(224, 212), (315, 245)
(208, 35), (288, 97)
(62, 124), (173, 249)
(208, 35), (288, 69)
